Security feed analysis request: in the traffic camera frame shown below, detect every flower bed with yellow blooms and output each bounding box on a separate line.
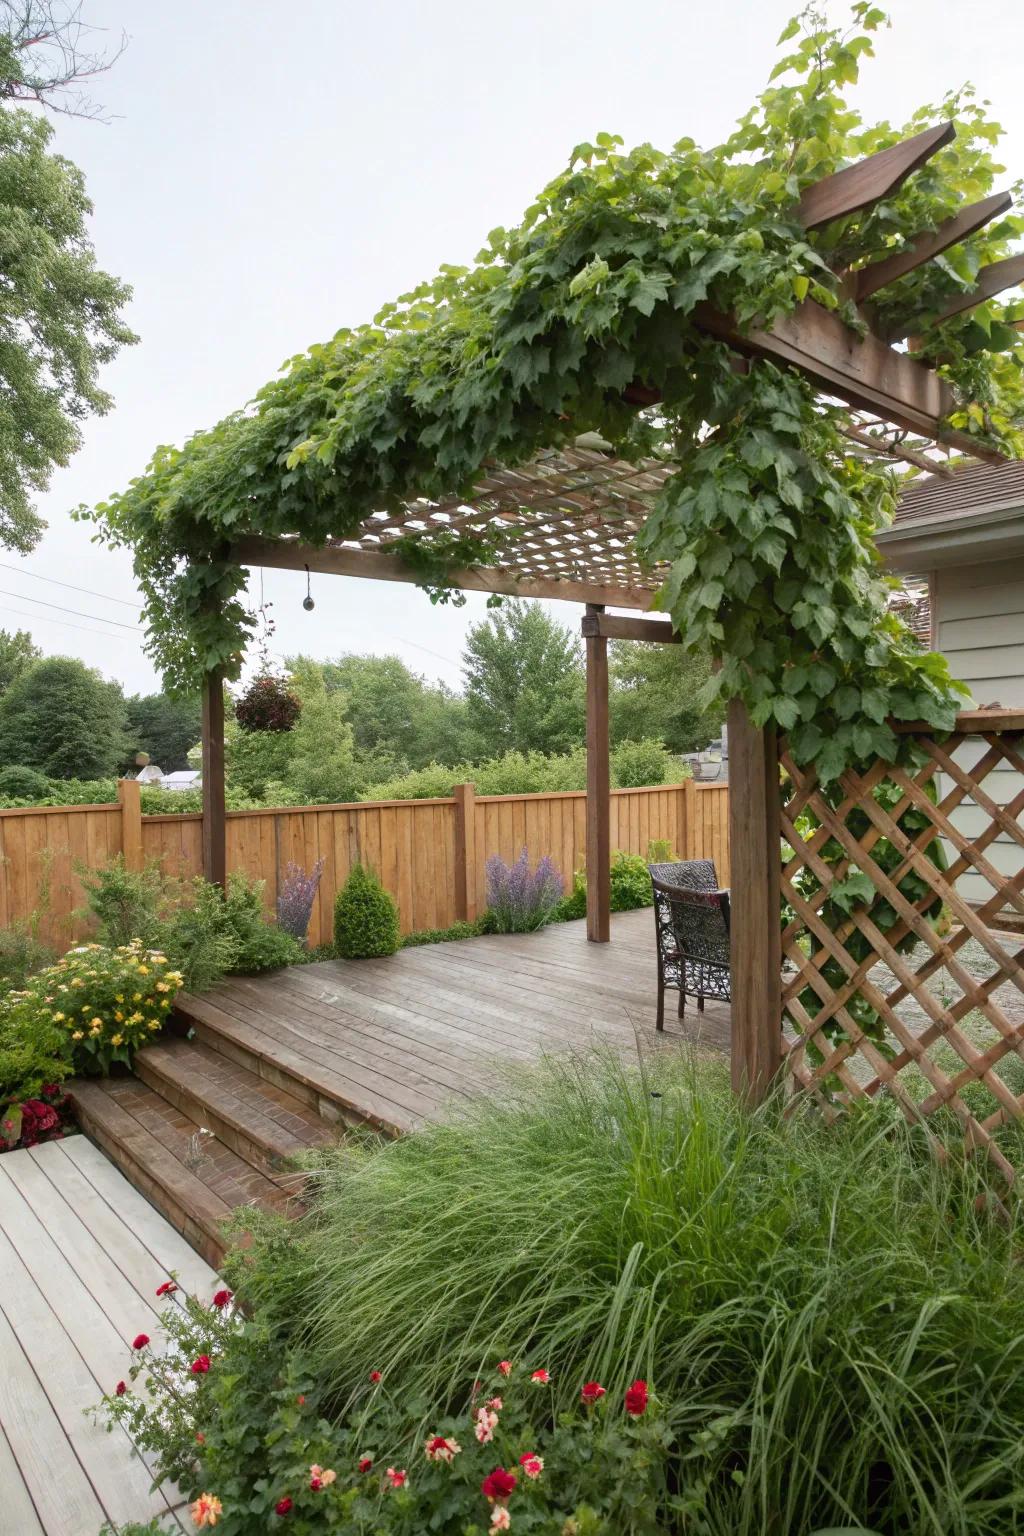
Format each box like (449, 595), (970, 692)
(28, 941), (184, 1073)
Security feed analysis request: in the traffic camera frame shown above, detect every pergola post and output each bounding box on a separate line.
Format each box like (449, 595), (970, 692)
(201, 666), (227, 890)
(585, 603), (611, 943)
(727, 698), (782, 1101)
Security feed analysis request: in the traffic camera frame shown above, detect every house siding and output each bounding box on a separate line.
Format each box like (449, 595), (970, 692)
(934, 559), (1024, 912)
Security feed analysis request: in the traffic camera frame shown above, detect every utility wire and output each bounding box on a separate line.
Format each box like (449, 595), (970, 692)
(0, 560), (144, 609)
(2, 603), (143, 645)
(0, 588), (140, 631)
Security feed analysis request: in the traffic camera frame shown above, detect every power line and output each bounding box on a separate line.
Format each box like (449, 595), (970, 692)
(0, 560), (144, 610)
(0, 588), (140, 632)
(2, 603), (144, 645)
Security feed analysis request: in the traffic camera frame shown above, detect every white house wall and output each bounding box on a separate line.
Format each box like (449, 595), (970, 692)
(934, 559), (1024, 912)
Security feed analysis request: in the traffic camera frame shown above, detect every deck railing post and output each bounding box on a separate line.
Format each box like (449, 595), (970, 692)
(727, 698), (782, 1102)
(202, 666), (227, 890)
(585, 603), (611, 943)
(117, 777), (144, 872)
(453, 781), (478, 922)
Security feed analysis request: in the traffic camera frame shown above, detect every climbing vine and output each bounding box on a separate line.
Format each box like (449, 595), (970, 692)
(81, 3), (1024, 788)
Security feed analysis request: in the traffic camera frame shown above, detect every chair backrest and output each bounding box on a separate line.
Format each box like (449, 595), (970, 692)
(647, 859), (719, 892)
(650, 875), (731, 968)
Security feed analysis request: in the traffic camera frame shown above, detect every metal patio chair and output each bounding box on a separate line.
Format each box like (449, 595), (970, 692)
(648, 860), (731, 1031)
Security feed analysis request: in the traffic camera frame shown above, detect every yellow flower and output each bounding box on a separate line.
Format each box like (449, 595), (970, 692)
(72, 1030), (84, 1040)
(70, 977), (84, 988)
(115, 994), (124, 1003)
(114, 1011), (124, 1022)
(89, 1026), (101, 1037)
(137, 965), (150, 975)
(90, 1017), (103, 1028)
(133, 993), (142, 1002)
(110, 1033), (123, 1046)
(148, 1020), (160, 1031)
(129, 1011), (144, 1024)
(160, 999), (170, 1010)
(53, 1012), (65, 1022)
(156, 982), (170, 993)
(81, 1005), (91, 1014)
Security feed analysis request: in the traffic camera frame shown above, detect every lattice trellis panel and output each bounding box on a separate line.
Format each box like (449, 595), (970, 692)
(779, 724), (1024, 1181)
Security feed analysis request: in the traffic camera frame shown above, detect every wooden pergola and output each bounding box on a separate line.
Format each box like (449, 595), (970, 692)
(199, 121), (1020, 1096)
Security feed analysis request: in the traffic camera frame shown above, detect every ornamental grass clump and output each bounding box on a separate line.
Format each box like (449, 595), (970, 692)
(257, 1055), (1024, 1536)
(484, 850), (563, 934)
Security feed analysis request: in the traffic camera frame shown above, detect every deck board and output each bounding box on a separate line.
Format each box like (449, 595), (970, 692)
(194, 910), (732, 1133)
(0, 1143), (219, 1536)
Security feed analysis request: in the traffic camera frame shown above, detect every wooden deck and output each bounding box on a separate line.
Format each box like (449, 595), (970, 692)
(180, 909), (732, 1136)
(0, 1136), (219, 1536)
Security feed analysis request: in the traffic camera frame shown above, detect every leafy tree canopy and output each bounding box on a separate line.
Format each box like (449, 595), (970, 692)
(462, 600), (584, 757)
(610, 640), (724, 754)
(0, 654), (127, 777)
(0, 625), (40, 694)
(123, 691), (202, 774)
(83, 5), (1024, 779)
(310, 652), (476, 769)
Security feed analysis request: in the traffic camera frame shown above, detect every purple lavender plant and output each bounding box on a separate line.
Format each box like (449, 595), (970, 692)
(276, 858), (325, 941)
(484, 849), (564, 934)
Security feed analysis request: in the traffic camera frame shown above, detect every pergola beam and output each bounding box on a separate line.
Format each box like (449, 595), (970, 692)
(581, 611), (679, 643)
(854, 190), (1013, 301)
(231, 535), (659, 611)
(796, 122), (956, 230)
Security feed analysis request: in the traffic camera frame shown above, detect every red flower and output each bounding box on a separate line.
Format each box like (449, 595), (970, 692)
(624, 1378), (649, 1417)
(309, 1475), (322, 1491)
(275, 1496), (293, 1515)
(296, 1395), (306, 1405)
(386, 1467), (407, 1488)
(191, 1355), (211, 1374)
(369, 1370), (382, 1383)
(481, 1467), (517, 1501)
(519, 1452), (544, 1480)
(195, 1432), (206, 1445)
(115, 1380), (126, 1396)
(358, 1456), (373, 1474)
(131, 1334), (149, 1350)
(155, 1281), (177, 1297)
(581, 1380), (606, 1403)
(497, 1359), (512, 1377)
(530, 1368), (550, 1384)
(211, 1288), (232, 1309)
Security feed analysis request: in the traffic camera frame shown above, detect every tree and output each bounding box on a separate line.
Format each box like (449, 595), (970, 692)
(462, 601), (584, 757)
(1, 2), (127, 119)
(316, 652), (475, 769)
(284, 676), (363, 805)
(609, 641), (725, 755)
(0, 654), (127, 776)
(0, 626), (39, 695)
(0, 5), (135, 552)
(123, 692), (202, 773)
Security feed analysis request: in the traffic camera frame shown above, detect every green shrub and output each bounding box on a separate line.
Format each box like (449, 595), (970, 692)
(241, 1056), (1024, 1536)
(333, 864), (400, 958)
(610, 737), (670, 788)
(0, 764), (49, 800)
(161, 875), (303, 990)
(400, 919), (486, 947)
(0, 999), (68, 1106)
(0, 924), (54, 991)
(646, 837), (674, 863)
(609, 850), (653, 910)
(80, 855), (168, 948)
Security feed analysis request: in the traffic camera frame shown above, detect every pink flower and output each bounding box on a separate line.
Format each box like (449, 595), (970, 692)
(132, 1333), (150, 1350)
(115, 1380), (126, 1396)
(191, 1355), (211, 1375)
(358, 1456), (373, 1474)
(386, 1467), (407, 1488)
(581, 1380), (606, 1403)
(211, 1289), (232, 1309)
(274, 1496), (292, 1515)
(155, 1281), (178, 1297)
(481, 1466), (517, 1501)
(497, 1359), (512, 1377)
(530, 1369), (550, 1385)
(486, 1395), (503, 1411)
(369, 1370), (382, 1384)
(518, 1453), (543, 1480)
(474, 1406), (499, 1444)
(190, 1492), (223, 1528)
(624, 1378), (649, 1417)
(491, 1509), (512, 1532)
(425, 1434), (462, 1463)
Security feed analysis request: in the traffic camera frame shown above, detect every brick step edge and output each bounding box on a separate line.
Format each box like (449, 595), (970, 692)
(134, 1044), (329, 1191)
(69, 1078), (261, 1270)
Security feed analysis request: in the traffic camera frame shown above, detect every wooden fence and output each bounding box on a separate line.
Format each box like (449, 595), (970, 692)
(775, 709), (1024, 1183)
(0, 778), (729, 950)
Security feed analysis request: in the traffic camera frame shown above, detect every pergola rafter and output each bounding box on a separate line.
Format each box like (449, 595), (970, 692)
(207, 117), (1020, 1098)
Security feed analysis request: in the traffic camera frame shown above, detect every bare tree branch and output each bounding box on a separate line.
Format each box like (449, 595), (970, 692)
(0, 1), (127, 121)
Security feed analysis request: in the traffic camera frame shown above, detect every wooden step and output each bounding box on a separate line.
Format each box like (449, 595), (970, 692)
(134, 1037), (337, 1185)
(68, 1076), (300, 1269)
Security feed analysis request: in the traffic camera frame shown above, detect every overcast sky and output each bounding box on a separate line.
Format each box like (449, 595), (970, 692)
(4, 0), (1023, 696)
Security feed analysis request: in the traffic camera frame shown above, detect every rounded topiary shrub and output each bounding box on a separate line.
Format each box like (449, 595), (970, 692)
(333, 863), (400, 959)
(0, 765), (50, 801)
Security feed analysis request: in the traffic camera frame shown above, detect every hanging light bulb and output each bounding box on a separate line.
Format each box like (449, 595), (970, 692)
(302, 564), (315, 612)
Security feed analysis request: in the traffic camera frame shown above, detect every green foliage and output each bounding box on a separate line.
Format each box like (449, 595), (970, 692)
(240, 1056), (1024, 1534)
(609, 737), (671, 789)
(400, 919), (487, 947)
(0, 922), (52, 990)
(224, 718), (295, 800)
(0, 991), (67, 1105)
(463, 600), (585, 757)
(81, 7), (1022, 781)
(334, 863), (400, 959)
(0, 627), (39, 695)
(610, 640), (724, 754)
(555, 852), (655, 921)
(646, 838), (674, 863)
(283, 681), (364, 805)
(3, 940), (181, 1076)
(0, 95), (135, 552)
(316, 652), (477, 769)
(162, 874), (303, 988)
(0, 762), (48, 799)
(362, 743), (678, 802)
(0, 656), (128, 777)
(80, 854), (168, 949)
(0, 773), (119, 809)
(123, 691), (202, 773)
(101, 1289), (678, 1536)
